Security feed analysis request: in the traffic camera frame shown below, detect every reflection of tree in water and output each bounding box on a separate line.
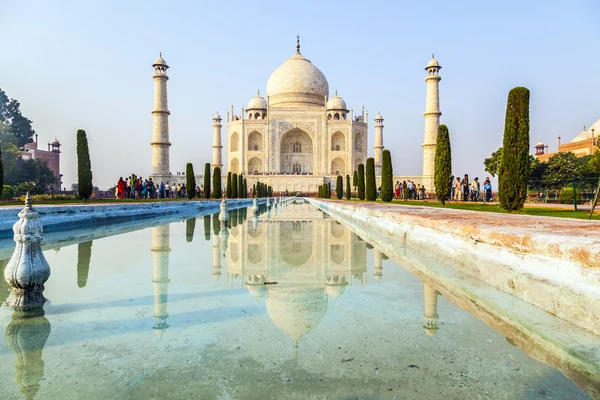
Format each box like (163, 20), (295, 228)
(203, 216), (210, 241)
(230, 209), (238, 228)
(212, 214), (220, 236)
(186, 218), (196, 243)
(5, 307), (51, 400)
(77, 241), (93, 288)
(1, 259), (11, 303)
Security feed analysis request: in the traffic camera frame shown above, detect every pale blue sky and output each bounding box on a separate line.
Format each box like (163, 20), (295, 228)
(2, 0), (599, 188)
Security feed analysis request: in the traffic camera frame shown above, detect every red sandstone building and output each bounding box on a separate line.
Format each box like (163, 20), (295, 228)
(21, 134), (62, 191)
(535, 119), (598, 162)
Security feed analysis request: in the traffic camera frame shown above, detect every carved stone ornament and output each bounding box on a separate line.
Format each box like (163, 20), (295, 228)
(4, 193), (51, 307)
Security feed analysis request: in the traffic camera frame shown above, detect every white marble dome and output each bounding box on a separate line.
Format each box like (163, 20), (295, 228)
(153, 55), (168, 66)
(266, 51), (329, 107)
(247, 94), (267, 110)
(426, 56), (440, 68)
(571, 119), (600, 143)
(326, 95), (347, 110)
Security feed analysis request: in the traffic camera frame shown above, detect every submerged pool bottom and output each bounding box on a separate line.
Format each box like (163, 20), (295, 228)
(0, 200), (592, 399)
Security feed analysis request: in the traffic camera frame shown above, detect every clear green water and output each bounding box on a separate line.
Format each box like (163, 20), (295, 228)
(0, 200), (591, 399)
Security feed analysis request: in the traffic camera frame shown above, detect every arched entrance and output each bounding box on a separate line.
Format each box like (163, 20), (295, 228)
(280, 129), (313, 174)
(248, 157), (263, 175)
(331, 157), (345, 176)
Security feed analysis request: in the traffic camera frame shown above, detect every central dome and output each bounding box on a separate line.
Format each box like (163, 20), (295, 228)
(266, 51), (329, 107)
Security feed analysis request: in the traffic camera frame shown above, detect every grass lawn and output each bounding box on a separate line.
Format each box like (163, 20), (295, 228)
(341, 199), (600, 220)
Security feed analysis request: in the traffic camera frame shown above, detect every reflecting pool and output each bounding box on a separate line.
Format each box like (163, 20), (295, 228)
(0, 200), (592, 399)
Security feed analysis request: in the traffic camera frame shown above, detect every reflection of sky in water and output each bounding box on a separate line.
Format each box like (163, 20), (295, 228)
(0, 200), (591, 399)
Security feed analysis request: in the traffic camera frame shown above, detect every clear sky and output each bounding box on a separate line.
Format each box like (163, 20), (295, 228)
(2, 0), (599, 189)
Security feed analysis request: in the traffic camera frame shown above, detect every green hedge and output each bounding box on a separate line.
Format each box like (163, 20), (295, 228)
(559, 187), (581, 204)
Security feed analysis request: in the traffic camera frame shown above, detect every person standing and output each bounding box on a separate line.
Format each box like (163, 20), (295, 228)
(471, 177), (480, 201)
(484, 178), (492, 202)
(394, 181), (401, 200)
(454, 177), (462, 201)
(461, 174), (470, 201)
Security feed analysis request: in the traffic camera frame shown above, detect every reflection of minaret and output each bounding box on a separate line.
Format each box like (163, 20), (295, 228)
(77, 241), (93, 288)
(373, 250), (383, 282)
(423, 282), (440, 337)
(5, 307), (51, 400)
(212, 232), (222, 281)
(151, 225), (171, 336)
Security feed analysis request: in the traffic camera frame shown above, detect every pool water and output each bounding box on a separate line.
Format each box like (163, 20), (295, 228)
(0, 200), (592, 399)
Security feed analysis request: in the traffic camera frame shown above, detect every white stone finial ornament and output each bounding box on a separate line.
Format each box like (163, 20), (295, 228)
(266, 197), (271, 209)
(219, 196), (229, 222)
(4, 193), (51, 307)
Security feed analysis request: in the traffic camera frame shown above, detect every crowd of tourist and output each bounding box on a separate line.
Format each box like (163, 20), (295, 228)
(389, 174), (494, 202)
(115, 174), (207, 199)
(393, 180), (428, 200)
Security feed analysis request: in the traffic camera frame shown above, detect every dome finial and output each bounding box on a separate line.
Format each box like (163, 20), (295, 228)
(160, 52), (162, 57)
(432, 53), (434, 58)
(296, 35), (300, 53)
(335, 89), (337, 96)
(257, 89), (260, 96)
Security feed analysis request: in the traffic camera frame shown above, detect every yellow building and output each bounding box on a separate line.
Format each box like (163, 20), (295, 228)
(535, 119), (599, 162)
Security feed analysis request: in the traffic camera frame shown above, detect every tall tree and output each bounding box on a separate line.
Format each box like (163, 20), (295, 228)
(243, 179), (248, 198)
(0, 89), (36, 148)
(76, 129), (93, 200)
(238, 174), (244, 198)
(203, 163), (211, 199)
(186, 163), (196, 199)
(434, 125), (452, 206)
(226, 172), (232, 198)
(0, 147), (3, 195)
(336, 175), (343, 199)
(353, 171), (358, 191)
(345, 174), (351, 200)
(498, 87), (530, 211)
(232, 173), (238, 198)
(381, 150), (393, 202)
(212, 167), (222, 198)
(365, 158), (376, 201)
(357, 164), (365, 200)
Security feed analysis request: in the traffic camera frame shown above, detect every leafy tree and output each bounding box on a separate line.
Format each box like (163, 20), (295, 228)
(365, 158), (376, 201)
(16, 159), (56, 193)
(434, 125), (452, 205)
(186, 163), (196, 199)
(226, 172), (232, 198)
(0, 89), (36, 148)
(381, 150), (393, 202)
(498, 87), (530, 211)
(589, 142), (600, 173)
(76, 129), (93, 200)
(0, 124), (20, 185)
(484, 148), (503, 177)
(357, 164), (365, 200)
(336, 175), (343, 199)
(345, 175), (351, 200)
(213, 166), (222, 198)
(203, 163), (211, 199)
(15, 181), (37, 195)
(543, 152), (578, 191)
(232, 173), (238, 198)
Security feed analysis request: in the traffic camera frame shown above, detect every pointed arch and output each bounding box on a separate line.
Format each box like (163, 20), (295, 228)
(331, 131), (345, 151)
(230, 132), (240, 152)
(248, 131), (263, 151)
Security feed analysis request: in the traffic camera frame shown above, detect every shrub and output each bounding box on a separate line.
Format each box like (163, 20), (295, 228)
(203, 163), (211, 199)
(499, 87), (530, 211)
(77, 129), (93, 200)
(365, 158), (376, 201)
(434, 125), (452, 206)
(357, 164), (365, 200)
(186, 163), (196, 199)
(381, 150), (393, 202)
(2, 185), (14, 199)
(559, 187), (581, 204)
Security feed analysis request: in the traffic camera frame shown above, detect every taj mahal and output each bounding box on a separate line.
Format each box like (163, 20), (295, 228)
(150, 38), (442, 192)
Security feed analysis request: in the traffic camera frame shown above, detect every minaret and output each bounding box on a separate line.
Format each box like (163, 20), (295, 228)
(151, 225), (171, 336)
(422, 54), (441, 190)
(374, 113), (384, 176)
(151, 54), (171, 179)
(373, 250), (383, 282)
(212, 232), (222, 281)
(423, 282), (440, 337)
(212, 112), (223, 170)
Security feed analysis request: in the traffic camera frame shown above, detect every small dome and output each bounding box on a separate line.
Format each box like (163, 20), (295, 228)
(51, 138), (60, 145)
(247, 94), (267, 110)
(213, 112), (222, 120)
(326, 95), (347, 111)
(426, 55), (440, 69)
(247, 285), (266, 299)
(153, 54), (168, 67)
(571, 119), (600, 143)
(326, 284), (346, 299)
(375, 113), (383, 120)
(535, 140), (544, 147)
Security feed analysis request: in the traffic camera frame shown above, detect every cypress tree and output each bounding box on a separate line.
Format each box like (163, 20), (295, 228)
(345, 175), (351, 200)
(238, 175), (244, 198)
(203, 215), (211, 240)
(253, 184), (256, 197)
(243, 179), (247, 198)
(328, 182), (332, 198)
(226, 172), (232, 198)
(357, 164), (365, 200)
(365, 158), (376, 201)
(76, 129), (93, 200)
(336, 175), (343, 199)
(0, 147), (3, 196)
(232, 173), (238, 198)
(353, 170), (358, 190)
(186, 163), (196, 199)
(212, 167), (222, 198)
(203, 163), (211, 199)
(499, 87), (530, 211)
(434, 125), (452, 206)
(186, 218), (196, 242)
(381, 150), (393, 202)
(268, 186), (273, 197)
